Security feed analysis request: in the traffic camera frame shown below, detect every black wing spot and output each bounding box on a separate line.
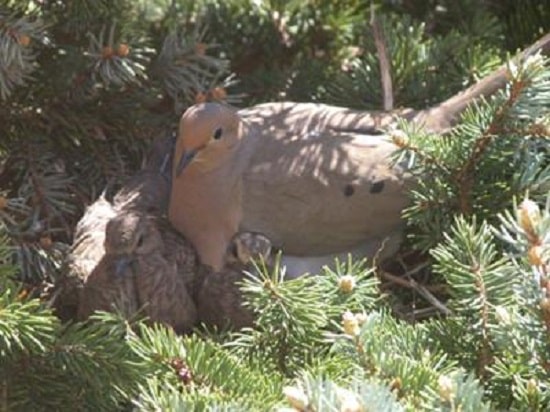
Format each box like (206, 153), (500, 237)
(344, 184), (355, 197)
(370, 181), (385, 194)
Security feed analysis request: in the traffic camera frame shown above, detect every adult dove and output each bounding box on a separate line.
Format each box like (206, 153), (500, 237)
(77, 211), (200, 333)
(169, 102), (411, 277)
(168, 33), (550, 276)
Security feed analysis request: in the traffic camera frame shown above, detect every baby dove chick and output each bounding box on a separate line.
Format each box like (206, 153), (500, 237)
(195, 231), (273, 330)
(226, 231), (273, 266)
(55, 195), (117, 320)
(78, 211), (199, 333)
(168, 103), (258, 272)
(113, 169), (171, 215)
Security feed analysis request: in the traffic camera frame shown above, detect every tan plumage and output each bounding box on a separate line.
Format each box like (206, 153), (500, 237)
(167, 102), (411, 277)
(77, 211), (199, 333)
(238, 101), (412, 136)
(240, 104), (412, 257)
(168, 103), (258, 271)
(57, 151), (264, 331)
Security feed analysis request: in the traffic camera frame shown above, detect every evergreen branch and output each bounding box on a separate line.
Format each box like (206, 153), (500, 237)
(394, 137), (451, 176)
(431, 217), (521, 383)
(283, 374), (404, 412)
(4, 312), (149, 410)
(334, 311), (456, 407)
(454, 54), (548, 215)
(179, 334), (281, 409)
(0, 10), (47, 100)
(422, 370), (491, 411)
(402, 54), (549, 251)
(0, 288), (58, 359)
(227, 259), (333, 376)
(471, 264), (491, 380)
(132, 375), (252, 411)
(153, 28), (231, 110)
(454, 75), (526, 214)
(85, 23), (153, 88)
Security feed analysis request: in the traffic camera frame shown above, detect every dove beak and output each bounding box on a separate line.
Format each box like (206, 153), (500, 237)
(114, 255), (133, 277)
(175, 149), (199, 176)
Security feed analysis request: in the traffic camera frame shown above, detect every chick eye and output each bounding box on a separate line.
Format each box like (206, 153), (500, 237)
(213, 127), (223, 140)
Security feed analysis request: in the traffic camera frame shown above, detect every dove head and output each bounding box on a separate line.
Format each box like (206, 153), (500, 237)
(174, 103), (244, 176)
(104, 213), (160, 276)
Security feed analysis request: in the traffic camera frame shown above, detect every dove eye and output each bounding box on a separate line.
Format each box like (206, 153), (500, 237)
(213, 127), (223, 140)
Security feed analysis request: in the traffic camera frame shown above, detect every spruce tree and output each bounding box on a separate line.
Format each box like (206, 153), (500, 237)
(0, 1), (549, 410)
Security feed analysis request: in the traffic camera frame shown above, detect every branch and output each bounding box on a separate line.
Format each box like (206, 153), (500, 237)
(370, 5), (393, 111)
(454, 75), (526, 214)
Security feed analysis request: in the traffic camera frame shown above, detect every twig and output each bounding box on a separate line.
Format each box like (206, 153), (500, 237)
(407, 278), (452, 316)
(379, 270), (413, 289)
(399, 306), (442, 322)
(379, 267), (451, 316)
(370, 5), (393, 111)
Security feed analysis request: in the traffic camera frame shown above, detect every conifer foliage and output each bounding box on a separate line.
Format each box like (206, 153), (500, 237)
(0, 0), (549, 410)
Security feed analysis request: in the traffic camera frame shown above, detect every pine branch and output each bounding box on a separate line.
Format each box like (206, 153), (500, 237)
(453, 76), (525, 215)
(85, 23), (153, 88)
(332, 310), (458, 409)
(282, 374), (404, 412)
(0, 9), (48, 100)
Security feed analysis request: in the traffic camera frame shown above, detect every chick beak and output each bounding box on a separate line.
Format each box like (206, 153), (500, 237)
(175, 149), (199, 176)
(114, 255), (133, 277)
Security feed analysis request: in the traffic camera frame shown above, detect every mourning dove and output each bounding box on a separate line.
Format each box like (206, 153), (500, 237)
(168, 103), (258, 271)
(168, 102), (410, 276)
(77, 211), (200, 333)
(168, 34), (550, 276)
(195, 231), (273, 330)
